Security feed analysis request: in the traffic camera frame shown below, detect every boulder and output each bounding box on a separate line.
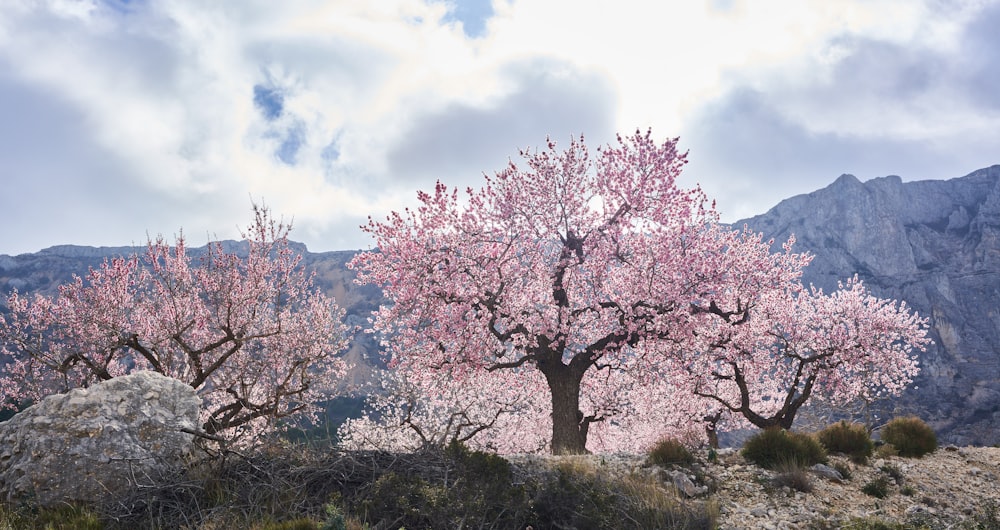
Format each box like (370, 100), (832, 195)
(668, 469), (704, 497)
(0, 371), (202, 505)
(810, 463), (845, 482)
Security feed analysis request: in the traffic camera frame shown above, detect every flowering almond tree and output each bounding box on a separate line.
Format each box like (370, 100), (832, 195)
(0, 205), (349, 444)
(352, 130), (810, 454)
(688, 276), (929, 430)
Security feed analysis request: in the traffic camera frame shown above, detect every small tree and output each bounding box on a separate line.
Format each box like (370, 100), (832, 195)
(0, 205), (350, 444)
(690, 277), (929, 430)
(352, 130), (809, 454)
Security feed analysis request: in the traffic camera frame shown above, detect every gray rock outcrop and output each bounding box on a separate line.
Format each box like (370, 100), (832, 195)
(810, 463), (845, 482)
(0, 371), (202, 505)
(737, 165), (1000, 445)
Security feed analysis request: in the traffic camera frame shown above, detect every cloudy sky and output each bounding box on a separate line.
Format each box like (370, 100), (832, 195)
(1, 0), (998, 255)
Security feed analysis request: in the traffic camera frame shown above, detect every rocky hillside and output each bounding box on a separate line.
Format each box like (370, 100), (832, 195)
(737, 165), (1000, 446)
(710, 446), (1000, 529)
(510, 445), (1000, 529)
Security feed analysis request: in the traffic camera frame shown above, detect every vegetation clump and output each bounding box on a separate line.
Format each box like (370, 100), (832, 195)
(531, 457), (717, 530)
(880, 416), (937, 457)
(772, 460), (814, 493)
(817, 421), (874, 463)
(648, 437), (696, 467)
(0, 502), (103, 530)
(861, 475), (892, 499)
(879, 463), (905, 485)
(741, 428), (827, 469)
(831, 461), (853, 481)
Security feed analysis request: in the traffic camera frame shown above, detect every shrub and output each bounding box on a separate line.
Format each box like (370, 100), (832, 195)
(874, 443), (899, 459)
(532, 458), (717, 529)
(741, 428), (827, 470)
(831, 461), (853, 481)
(880, 416), (937, 457)
(772, 460), (814, 493)
(879, 463), (904, 485)
(0, 503), (103, 530)
(861, 476), (891, 499)
(648, 437), (696, 467)
(963, 501), (1000, 530)
(817, 421), (874, 463)
(320, 499), (350, 530)
(358, 440), (531, 528)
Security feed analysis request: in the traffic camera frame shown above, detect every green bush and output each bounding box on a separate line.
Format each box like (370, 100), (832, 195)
(874, 443), (899, 459)
(963, 501), (1000, 530)
(531, 458), (717, 530)
(831, 461), (853, 481)
(861, 475), (891, 499)
(880, 416), (937, 458)
(0, 503), (104, 530)
(741, 428), (827, 470)
(879, 463), (904, 485)
(357, 441), (531, 529)
(648, 437), (696, 467)
(817, 421), (874, 463)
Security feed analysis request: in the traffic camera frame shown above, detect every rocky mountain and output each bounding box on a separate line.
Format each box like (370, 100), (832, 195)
(2, 166), (1000, 445)
(736, 165), (1000, 445)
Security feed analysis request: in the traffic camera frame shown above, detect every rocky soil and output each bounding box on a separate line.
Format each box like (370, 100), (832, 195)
(709, 446), (1000, 529)
(507, 445), (1000, 529)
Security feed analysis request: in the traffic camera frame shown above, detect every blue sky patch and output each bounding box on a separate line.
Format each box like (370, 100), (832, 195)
(100, 0), (143, 15)
(440, 0), (493, 39)
(253, 84), (284, 121)
(321, 135), (341, 162)
(276, 125), (304, 165)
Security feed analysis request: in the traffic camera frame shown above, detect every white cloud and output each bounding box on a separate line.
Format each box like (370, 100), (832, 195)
(0, 0), (998, 253)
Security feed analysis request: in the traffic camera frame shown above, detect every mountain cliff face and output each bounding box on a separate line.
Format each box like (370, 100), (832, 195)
(736, 165), (1000, 445)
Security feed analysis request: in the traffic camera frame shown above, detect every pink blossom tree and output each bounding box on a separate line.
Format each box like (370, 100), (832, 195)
(0, 205), (350, 444)
(688, 276), (929, 430)
(352, 130), (811, 454)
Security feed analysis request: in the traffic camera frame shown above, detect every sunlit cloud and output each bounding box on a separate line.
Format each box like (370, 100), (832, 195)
(1, 0), (998, 254)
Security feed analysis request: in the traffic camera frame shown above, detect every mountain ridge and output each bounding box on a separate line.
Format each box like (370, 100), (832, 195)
(736, 164), (1000, 445)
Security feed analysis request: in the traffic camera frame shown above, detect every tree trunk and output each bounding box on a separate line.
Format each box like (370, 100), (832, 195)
(542, 364), (589, 455)
(743, 409), (796, 430)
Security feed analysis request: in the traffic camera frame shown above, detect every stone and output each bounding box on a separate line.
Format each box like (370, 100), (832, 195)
(0, 371), (202, 505)
(810, 463), (845, 481)
(669, 470), (702, 497)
